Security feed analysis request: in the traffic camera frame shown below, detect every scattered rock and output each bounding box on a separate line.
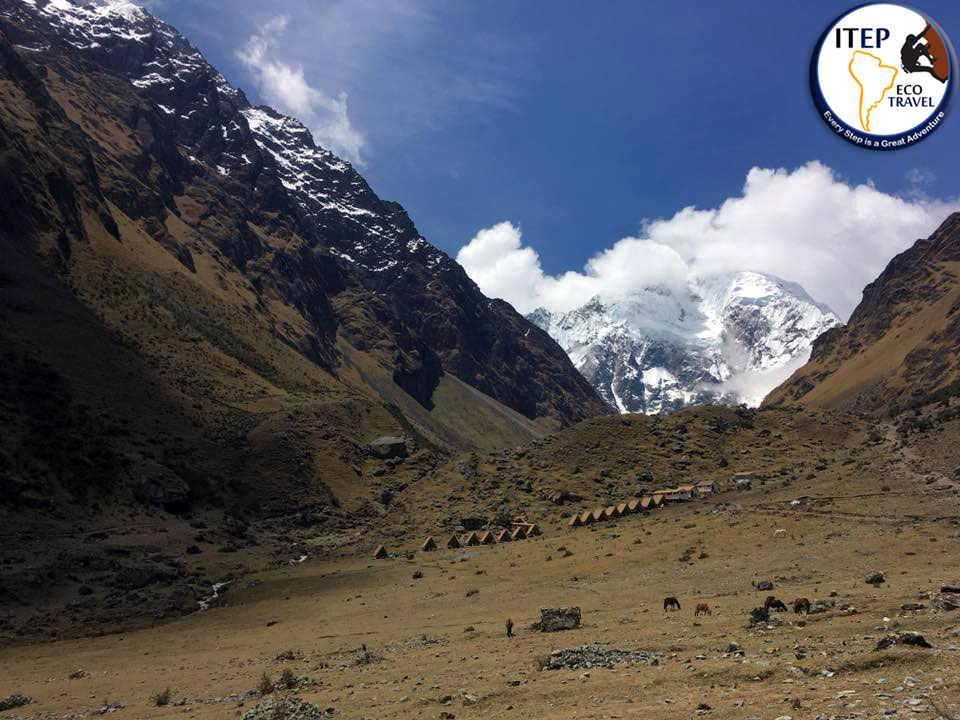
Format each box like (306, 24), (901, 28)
(275, 649), (297, 662)
(864, 570), (886, 586)
(113, 564), (178, 590)
(541, 645), (661, 670)
(752, 580), (774, 591)
(537, 606), (581, 632)
(92, 702), (125, 715)
(0, 695), (31, 712)
(460, 517), (487, 531)
(241, 697), (335, 719)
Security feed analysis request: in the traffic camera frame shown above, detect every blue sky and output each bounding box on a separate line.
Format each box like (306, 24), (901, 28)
(146, 0), (960, 315)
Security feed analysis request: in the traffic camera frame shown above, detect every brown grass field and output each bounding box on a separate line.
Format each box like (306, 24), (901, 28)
(2, 410), (960, 720)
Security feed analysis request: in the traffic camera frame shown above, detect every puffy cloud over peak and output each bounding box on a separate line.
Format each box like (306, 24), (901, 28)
(457, 162), (960, 319)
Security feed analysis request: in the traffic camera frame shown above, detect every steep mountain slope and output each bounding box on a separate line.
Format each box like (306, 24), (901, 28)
(0, 0), (607, 456)
(0, 0), (608, 631)
(529, 271), (838, 413)
(766, 212), (960, 413)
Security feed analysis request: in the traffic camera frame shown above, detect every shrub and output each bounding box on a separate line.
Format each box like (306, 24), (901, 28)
(750, 606), (770, 625)
(258, 673), (273, 695)
(279, 668), (296, 688)
(152, 688), (171, 707)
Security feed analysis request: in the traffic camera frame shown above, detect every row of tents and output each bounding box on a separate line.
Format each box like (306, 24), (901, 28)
(568, 480), (717, 528)
(373, 520), (542, 559)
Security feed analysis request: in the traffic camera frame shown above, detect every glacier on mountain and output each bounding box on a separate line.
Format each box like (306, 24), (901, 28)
(528, 271), (839, 413)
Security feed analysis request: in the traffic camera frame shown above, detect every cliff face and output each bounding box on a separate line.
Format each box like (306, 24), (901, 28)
(765, 213), (960, 412)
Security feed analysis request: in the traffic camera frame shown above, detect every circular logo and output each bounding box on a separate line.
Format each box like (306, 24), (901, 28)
(811, 3), (957, 149)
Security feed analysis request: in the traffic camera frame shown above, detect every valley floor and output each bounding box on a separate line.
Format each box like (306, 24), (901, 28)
(2, 417), (960, 720)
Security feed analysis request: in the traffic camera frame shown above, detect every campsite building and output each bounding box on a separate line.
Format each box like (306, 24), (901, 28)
(695, 480), (716, 495)
(496, 529), (512, 542)
(580, 509), (594, 525)
(421, 536), (437, 552)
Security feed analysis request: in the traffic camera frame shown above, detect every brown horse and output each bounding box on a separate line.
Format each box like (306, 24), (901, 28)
(765, 595), (788, 613)
(663, 596), (681, 611)
(793, 598), (811, 615)
(694, 602), (711, 616)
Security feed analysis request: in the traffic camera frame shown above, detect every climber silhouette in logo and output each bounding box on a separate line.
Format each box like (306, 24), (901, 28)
(901, 23), (949, 83)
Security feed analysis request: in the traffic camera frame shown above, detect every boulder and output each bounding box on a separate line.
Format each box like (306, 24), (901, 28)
(367, 436), (407, 459)
(864, 570), (886, 586)
(752, 580), (774, 591)
(538, 606), (581, 632)
(875, 632), (932, 651)
(929, 593), (960, 612)
(133, 461), (190, 512)
(547, 489), (582, 505)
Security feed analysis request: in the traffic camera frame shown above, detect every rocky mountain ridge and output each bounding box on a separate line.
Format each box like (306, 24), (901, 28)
(0, 0), (608, 433)
(766, 212), (960, 412)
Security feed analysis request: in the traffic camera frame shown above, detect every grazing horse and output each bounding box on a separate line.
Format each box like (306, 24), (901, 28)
(663, 596), (681, 611)
(694, 602), (711, 616)
(793, 598), (811, 615)
(764, 595), (788, 613)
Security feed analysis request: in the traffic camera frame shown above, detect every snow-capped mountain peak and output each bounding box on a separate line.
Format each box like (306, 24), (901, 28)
(528, 270), (839, 414)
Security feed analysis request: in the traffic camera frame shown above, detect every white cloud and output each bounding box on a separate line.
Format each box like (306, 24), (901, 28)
(236, 16), (365, 164)
(456, 222), (689, 315)
(457, 161), (960, 319)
